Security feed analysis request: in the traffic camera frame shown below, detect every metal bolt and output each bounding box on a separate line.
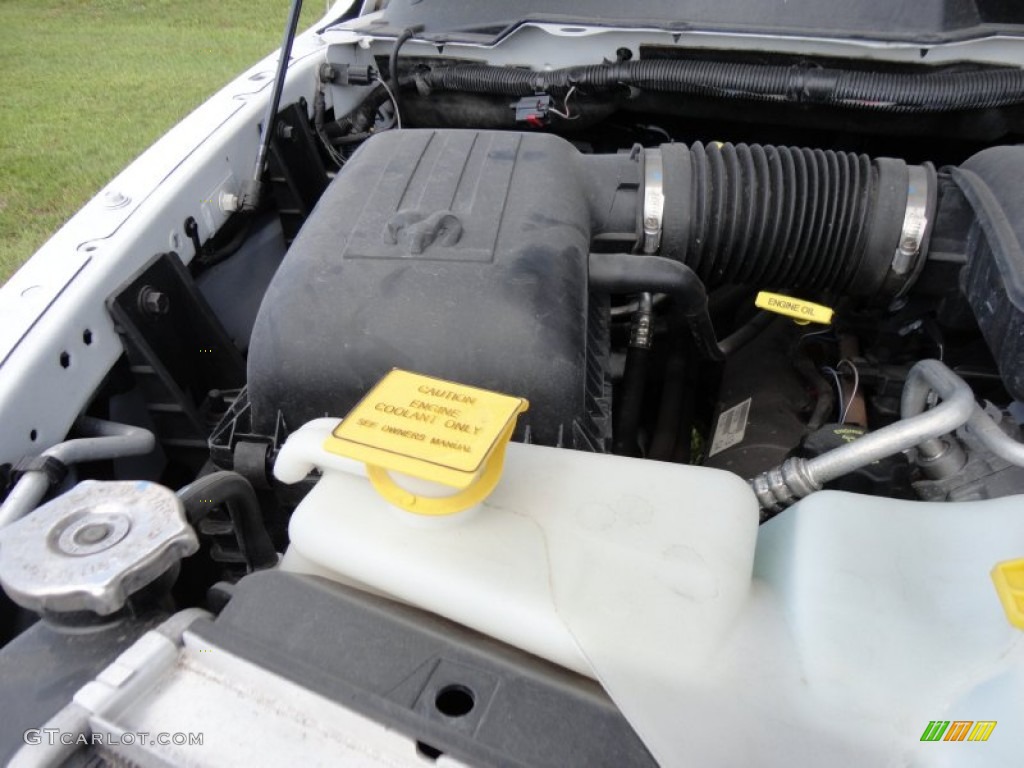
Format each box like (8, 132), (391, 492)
(319, 62), (337, 83)
(277, 123), (294, 140)
(138, 286), (170, 316)
(219, 192), (241, 213)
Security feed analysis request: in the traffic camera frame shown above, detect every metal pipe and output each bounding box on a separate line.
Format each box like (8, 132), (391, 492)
(751, 359), (1003, 517)
(0, 418), (156, 528)
(966, 404), (1024, 466)
(808, 360), (975, 483)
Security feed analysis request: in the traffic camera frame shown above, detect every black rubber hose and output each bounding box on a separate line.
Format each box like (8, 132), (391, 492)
(613, 293), (654, 456)
(178, 472), (278, 571)
(589, 252), (726, 361)
(717, 312), (775, 357)
(423, 60), (1024, 113)
(649, 342), (688, 460)
(389, 27), (417, 117)
(671, 362), (699, 464)
(613, 345), (650, 457)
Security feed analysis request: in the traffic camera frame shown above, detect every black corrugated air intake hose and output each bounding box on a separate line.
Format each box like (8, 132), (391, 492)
(583, 140), (936, 300)
(654, 141), (935, 297)
(421, 60), (1024, 112)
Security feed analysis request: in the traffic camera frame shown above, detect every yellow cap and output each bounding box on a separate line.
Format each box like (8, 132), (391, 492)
(325, 370), (528, 516)
(755, 291), (834, 326)
(992, 559), (1024, 630)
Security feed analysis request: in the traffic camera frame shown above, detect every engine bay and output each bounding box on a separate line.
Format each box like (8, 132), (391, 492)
(226, 65), (1024, 521)
(2, 8), (1024, 765)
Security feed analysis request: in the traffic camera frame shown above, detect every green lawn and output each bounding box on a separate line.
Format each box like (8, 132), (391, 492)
(0, 0), (324, 283)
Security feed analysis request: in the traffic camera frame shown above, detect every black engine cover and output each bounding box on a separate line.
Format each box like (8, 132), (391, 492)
(248, 129), (608, 448)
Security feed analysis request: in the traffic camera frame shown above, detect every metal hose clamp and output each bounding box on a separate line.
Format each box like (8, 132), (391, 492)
(891, 165), (930, 276)
(642, 149), (665, 254)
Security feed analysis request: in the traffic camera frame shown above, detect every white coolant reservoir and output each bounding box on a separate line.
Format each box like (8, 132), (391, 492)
(277, 417), (760, 676)
(275, 371), (758, 766)
(276, 404), (760, 680)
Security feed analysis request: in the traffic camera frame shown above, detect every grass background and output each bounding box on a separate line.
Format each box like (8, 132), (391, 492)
(0, 0), (324, 284)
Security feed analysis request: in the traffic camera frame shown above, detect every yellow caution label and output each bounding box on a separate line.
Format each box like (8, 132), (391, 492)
(755, 291), (834, 326)
(992, 559), (1024, 630)
(325, 370), (528, 515)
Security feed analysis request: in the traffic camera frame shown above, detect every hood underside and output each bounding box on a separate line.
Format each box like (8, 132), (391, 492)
(366, 0), (1024, 44)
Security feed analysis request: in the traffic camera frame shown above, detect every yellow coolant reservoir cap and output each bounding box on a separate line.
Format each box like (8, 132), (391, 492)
(755, 291), (834, 326)
(325, 370), (528, 516)
(992, 559), (1024, 630)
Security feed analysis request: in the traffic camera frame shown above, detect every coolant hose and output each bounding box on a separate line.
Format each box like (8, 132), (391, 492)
(588, 252), (726, 361)
(177, 471), (278, 571)
(422, 60), (1024, 113)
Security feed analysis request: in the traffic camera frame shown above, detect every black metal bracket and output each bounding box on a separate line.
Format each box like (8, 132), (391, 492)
(106, 252), (246, 475)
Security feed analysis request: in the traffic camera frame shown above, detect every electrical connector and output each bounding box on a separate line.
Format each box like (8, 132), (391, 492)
(512, 94), (553, 128)
(320, 63), (377, 86)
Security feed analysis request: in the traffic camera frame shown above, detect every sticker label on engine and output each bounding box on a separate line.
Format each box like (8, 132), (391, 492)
(708, 398), (752, 457)
(325, 370), (528, 487)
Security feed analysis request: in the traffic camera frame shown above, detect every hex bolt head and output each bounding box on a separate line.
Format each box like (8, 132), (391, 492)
(319, 62), (337, 83)
(219, 192), (241, 213)
(138, 286), (170, 316)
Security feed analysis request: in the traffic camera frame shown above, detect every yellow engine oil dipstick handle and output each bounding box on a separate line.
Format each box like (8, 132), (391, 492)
(755, 291), (834, 326)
